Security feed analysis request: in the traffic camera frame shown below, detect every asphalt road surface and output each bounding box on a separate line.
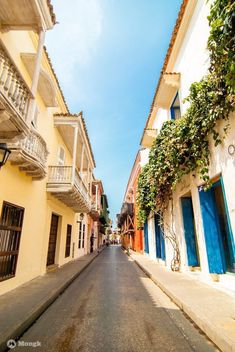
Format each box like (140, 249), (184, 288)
(13, 246), (217, 352)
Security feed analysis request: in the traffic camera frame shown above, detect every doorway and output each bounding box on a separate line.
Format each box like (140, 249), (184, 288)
(181, 196), (200, 267)
(154, 213), (165, 260)
(199, 178), (235, 274)
(47, 214), (59, 266)
(144, 221), (149, 254)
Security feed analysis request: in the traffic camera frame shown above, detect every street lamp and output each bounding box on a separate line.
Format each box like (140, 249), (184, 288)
(0, 144), (11, 169)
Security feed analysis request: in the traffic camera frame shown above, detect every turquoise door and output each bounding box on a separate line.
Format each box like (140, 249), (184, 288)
(181, 197), (199, 267)
(199, 179), (235, 273)
(144, 221), (149, 254)
(154, 213), (165, 260)
(199, 185), (225, 273)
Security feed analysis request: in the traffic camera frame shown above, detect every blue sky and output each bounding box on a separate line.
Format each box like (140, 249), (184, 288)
(46, 0), (182, 225)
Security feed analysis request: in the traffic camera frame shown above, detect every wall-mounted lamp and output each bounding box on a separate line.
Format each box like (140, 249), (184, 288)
(77, 213), (84, 223)
(0, 143), (11, 169)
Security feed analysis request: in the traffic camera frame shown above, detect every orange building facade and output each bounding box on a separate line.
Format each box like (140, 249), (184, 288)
(118, 152), (143, 252)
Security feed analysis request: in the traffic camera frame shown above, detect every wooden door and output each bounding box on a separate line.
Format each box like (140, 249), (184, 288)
(144, 221), (149, 254)
(65, 224), (72, 258)
(47, 214), (59, 266)
(181, 197), (199, 267)
(154, 213), (165, 260)
(199, 187), (225, 273)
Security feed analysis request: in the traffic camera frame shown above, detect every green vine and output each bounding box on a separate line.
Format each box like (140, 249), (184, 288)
(137, 0), (235, 226)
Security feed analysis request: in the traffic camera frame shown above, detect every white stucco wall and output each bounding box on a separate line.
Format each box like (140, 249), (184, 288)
(147, 0), (235, 287)
(153, 108), (169, 133)
(147, 216), (156, 260)
(140, 148), (150, 167)
(173, 0), (210, 115)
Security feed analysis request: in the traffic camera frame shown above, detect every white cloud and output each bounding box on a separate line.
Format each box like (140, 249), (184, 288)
(46, 0), (104, 97)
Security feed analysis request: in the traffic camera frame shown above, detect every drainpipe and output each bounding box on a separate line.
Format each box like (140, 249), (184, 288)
(26, 30), (46, 125)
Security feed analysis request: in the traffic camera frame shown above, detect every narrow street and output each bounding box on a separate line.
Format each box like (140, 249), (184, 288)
(14, 247), (217, 352)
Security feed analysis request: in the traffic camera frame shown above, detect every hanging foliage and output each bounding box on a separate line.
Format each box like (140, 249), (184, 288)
(137, 0), (235, 226)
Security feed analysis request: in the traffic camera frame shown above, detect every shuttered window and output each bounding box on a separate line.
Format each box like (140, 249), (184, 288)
(78, 222), (82, 249)
(65, 224), (72, 258)
(0, 202), (24, 281)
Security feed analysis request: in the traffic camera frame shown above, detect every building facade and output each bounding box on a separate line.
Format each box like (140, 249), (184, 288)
(0, 1), (104, 295)
(135, 0), (234, 288)
(118, 151), (143, 253)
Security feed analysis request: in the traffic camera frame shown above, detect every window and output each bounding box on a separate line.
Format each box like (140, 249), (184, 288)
(57, 146), (65, 166)
(78, 222), (82, 249)
(65, 224), (72, 258)
(31, 105), (39, 129)
(82, 224), (85, 248)
(0, 202), (24, 281)
(170, 93), (181, 120)
(78, 222), (86, 249)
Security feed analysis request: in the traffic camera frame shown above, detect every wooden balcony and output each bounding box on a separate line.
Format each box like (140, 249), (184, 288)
(47, 166), (92, 213)
(89, 203), (100, 221)
(0, 44), (31, 142)
(8, 128), (48, 179)
(0, 0), (56, 32)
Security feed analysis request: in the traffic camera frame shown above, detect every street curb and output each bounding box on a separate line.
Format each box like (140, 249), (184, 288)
(129, 253), (233, 352)
(0, 248), (104, 352)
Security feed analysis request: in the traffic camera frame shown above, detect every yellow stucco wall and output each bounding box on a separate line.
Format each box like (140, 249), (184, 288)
(0, 30), (79, 295)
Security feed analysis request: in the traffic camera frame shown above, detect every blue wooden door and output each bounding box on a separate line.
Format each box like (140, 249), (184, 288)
(154, 214), (165, 260)
(154, 214), (161, 258)
(181, 197), (199, 266)
(199, 188), (226, 273)
(220, 178), (235, 270)
(144, 221), (149, 254)
(160, 225), (165, 260)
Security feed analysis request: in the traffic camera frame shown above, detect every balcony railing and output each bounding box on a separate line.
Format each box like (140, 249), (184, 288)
(0, 44), (31, 140)
(9, 128), (48, 179)
(47, 166), (92, 212)
(89, 202), (100, 221)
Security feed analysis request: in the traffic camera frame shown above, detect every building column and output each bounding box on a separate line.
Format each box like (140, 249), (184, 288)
(72, 125), (79, 184)
(26, 30), (46, 124)
(80, 144), (85, 179)
(88, 164), (92, 194)
(95, 185), (98, 211)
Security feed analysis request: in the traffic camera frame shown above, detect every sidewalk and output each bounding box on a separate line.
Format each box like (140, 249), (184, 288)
(129, 250), (235, 352)
(0, 248), (104, 352)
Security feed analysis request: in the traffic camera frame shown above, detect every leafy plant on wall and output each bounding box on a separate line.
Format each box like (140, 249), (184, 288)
(137, 0), (235, 226)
